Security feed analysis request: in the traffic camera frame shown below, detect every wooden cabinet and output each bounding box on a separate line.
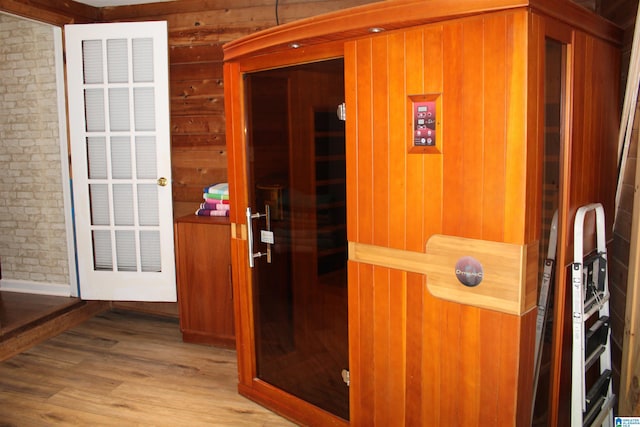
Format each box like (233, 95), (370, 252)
(174, 215), (234, 348)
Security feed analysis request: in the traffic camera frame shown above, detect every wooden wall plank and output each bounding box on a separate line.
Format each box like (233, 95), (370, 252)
(422, 26), (445, 241)
(388, 268), (406, 421)
(387, 31), (408, 249)
(356, 263), (375, 425)
(420, 282), (439, 425)
(404, 29), (426, 253)
(171, 116), (224, 134)
(371, 35), (389, 248)
(355, 38), (374, 245)
(170, 80), (224, 101)
(372, 266), (391, 424)
(478, 309), (501, 423)
(442, 22), (465, 237)
(170, 62), (223, 81)
(439, 301), (463, 421)
(483, 14), (508, 241)
(169, 43), (224, 63)
(345, 41), (358, 245)
(503, 10), (529, 244)
(460, 18), (485, 240)
(459, 306), (481, 424)
(171, 95), (225, 115)
(498, 312), (521, 421)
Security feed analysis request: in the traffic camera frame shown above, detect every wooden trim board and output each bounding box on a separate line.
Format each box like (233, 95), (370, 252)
(349, 235), (538, 315)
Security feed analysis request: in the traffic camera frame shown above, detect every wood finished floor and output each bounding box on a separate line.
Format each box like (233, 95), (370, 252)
(0, 292), (83, 340)
(0, 310), (297, 426)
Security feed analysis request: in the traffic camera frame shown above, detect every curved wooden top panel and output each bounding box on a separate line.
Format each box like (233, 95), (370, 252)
(223, 0), (622, 61)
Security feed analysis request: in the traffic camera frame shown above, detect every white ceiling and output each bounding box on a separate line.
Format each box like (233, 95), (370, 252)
(74, 0), (174, 6)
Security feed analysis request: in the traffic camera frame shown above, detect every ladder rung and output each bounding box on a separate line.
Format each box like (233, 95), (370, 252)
(586, 316), (610, 356)
(586, 396), (616, 427)
(584, 345), (606, 371)
(585, 369), (611, 411)
(582, 396), (604, 427)
(583, 395), (605, 427)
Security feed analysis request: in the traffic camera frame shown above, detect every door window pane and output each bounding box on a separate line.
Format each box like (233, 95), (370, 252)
(84, 89), (105, 132)
(107, 38), (129, 83)
(116, 230), (137, 271)
(87, 137), (107, 179)
(134, 87), (155, 131)
(140, 230), (161, 272)
(89, 184), (110, 226)
(82, 40), (103, 84)
(133, 38), (154, 83)
(111, 136), (132, 179)
(113, 183), (134, 226)
(137, 184), (159, 226)
(92, 230), (113, 271)
(108, 88), (130, 131)
(135, 136), (157, 179)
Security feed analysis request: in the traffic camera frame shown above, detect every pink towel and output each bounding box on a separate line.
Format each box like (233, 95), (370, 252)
(200, 202), (230, 210)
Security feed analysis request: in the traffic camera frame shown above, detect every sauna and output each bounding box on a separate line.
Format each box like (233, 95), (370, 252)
(223, 0), (622, 425)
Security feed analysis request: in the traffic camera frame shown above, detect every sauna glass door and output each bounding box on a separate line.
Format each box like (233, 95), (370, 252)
(244, 59), (349, 420)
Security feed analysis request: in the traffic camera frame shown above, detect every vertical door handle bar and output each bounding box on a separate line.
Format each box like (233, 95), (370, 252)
(246, 207), (266, 268)
(265, 204), (272, 263)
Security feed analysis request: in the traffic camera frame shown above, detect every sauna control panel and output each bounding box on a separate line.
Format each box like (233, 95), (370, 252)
(412, 99), (436, 146)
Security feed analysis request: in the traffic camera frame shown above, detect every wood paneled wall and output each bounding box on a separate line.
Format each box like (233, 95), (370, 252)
(98, 0), (380, 217)
(1, 0), (381, 218)
(345, 10), (537, 425)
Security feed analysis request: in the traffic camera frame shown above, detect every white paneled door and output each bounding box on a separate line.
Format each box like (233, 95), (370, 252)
(65, 22), (175, 301)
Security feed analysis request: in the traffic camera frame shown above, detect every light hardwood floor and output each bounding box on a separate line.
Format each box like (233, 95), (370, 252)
(0, 310), (297, 426)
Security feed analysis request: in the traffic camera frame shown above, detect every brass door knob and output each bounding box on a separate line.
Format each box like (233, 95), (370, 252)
(157, 177), (168, 187)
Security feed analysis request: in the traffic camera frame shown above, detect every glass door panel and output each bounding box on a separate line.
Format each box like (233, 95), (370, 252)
(245, 59), (349, 420)
(532, 37), (565, 427)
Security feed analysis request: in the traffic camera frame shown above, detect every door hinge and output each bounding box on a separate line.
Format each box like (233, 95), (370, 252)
(337, 102), (346, 121)
(341, 368), (350, 386)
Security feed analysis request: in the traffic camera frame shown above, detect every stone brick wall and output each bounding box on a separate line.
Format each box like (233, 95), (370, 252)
(0, 13), (70, 289)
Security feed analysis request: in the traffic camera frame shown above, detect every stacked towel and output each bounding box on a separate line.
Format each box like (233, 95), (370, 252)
(196, 183), (230, 217)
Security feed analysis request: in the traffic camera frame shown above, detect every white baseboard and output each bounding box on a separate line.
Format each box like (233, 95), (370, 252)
(0, 279), (72, 297)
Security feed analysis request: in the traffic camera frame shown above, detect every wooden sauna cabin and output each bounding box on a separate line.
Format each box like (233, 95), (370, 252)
(222, 0), (622, 425)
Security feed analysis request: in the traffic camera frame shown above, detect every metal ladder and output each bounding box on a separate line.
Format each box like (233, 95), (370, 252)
(571, 203), (616, 427)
